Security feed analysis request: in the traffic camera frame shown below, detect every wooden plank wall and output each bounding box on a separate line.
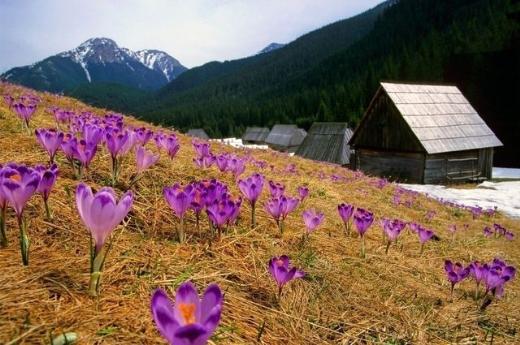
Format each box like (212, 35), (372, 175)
(425, 150), (482, 184)
(356, 149), (425, 183)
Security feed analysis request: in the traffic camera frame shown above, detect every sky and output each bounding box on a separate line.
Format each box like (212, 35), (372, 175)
(0, 0), (382, 73)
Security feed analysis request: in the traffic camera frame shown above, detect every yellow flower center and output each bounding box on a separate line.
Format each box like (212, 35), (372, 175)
(10, 173), (21, 182)
(178, 303), (196, 325)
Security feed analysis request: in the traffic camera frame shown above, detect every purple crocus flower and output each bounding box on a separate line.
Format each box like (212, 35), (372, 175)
(193, 155), (215, 169)
(82, 124), (104, 146)
(201, 180), (228, 206)
(135, 146), (160, 175)
(469, 261), (489, 298)
(298, 186), (309, 203)
(1, 164), (40, 219)
(264, 198), (283, 225)
(353, 208), (373, 258)
(505, 231), (514, 240)
(163, 135), (181, 159)
(1, 164), (41, 265)
(192, 141), (211, 158)
(151, 281), (223, 345)
(74, 140), (97, 173)
(417, 226), (434, 254)
(337, 203), (354, 236)
(134, 127), (154, 145)
(281, 196), (299, 219)
(227, 157), (245, 178)
(227, 197), (242, 226)
(353, 208), (373, 237)
(154, 132), (178, 155)
(105, 130), (133, 184)
(382, 218), (406, 253)
(268, 255), (305, 299)
(35, 128), (64, 163)
(494, 223), (506, 237)
(60, 133), (77, 161)
(190, 183), (205, 230)
(13, 102), (37, 130)
(206, 196), (241, 239)
(264, 196), (299, 233)
(164, 184), (195, 242)
(268, 181), (285, 198)
(444, 260), (470, 296)
(302, 209), (324, 234)
(215, 155), (228, 172)
(479, 258), (516, 310)
(34, 164), (58, 219)
(76, 183), (133, 295)
(237, 173), (264, 228)
(3, 94), (14, 109)
(0, 166), (8, 247)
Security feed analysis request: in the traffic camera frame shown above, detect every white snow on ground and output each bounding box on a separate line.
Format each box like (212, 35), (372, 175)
(493, 167), (520, 179)
(401, 181), (520, 218)
(210, 138), (268, 150)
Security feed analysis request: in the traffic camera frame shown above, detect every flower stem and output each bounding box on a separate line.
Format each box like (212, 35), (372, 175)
(277, 286), (283, 301)
(475, 282), (480, 300)
(88, 271), (102, 297)
(279, 219), (285, 234)
(0, 207), (7, 248)
(18, 215), (29, 266)
(44, 198), (52, 220)
(420, 243), (424, 255)
(88, 242), (111, 297)
(251, 202), (256, 228)
(360, 236), (366, 258)
(178, 217), (185, 243)
(385, 241), (391, 254)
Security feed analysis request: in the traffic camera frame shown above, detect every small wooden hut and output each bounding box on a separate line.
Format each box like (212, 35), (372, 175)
(296, 122), (353, 166)
(265, 125), (307, 152)
(242, 127), (270, 144)
(187, 128), (209, 140)
(349, 82), (502, 184)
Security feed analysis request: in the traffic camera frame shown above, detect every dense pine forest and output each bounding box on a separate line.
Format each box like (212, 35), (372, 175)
(70, 0), (519, 166)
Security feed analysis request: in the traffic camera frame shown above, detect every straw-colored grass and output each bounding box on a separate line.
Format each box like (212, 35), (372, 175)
(0, 82), (518, 345)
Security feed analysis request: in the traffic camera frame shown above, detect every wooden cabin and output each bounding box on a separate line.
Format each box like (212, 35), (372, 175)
(187, 128), (210, 140)
(296, 122), (353, 166)
(349, 82), (502, 184)
(242, 127), (270, 144)
(265, 125), (307, 152)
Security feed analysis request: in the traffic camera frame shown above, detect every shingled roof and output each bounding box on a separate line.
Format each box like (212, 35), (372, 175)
(265, 125), (307, 149)
(187, 128), (209, 140)
(296, 122), (353, 165)
(242, 127), (270, 143)
(378, 82), (502, 154)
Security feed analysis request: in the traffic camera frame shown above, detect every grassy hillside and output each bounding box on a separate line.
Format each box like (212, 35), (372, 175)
(0, 83), (519, 344)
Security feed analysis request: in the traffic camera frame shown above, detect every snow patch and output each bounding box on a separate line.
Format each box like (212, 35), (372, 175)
(209, 138), (269, 150)
(400, 181), (520, 218)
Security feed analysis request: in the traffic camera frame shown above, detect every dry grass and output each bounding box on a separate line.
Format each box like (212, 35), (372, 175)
(0, 83), (518, 345)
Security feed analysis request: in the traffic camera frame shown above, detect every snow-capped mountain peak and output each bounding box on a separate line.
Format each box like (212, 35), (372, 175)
(135, 49), (185, 82)
(258, 42), (285, 54)
(55, 37), (187, 84)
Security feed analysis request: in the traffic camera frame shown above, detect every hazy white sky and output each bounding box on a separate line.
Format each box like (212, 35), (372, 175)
(0, 0), (382, 72)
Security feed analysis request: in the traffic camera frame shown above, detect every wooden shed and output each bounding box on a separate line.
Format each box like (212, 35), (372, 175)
(349, 82), (502, 184)
(265, 125), (307, 152)
(242, 127), (270, 144)
(187, 128), (210, 140)
(296, 122), (353, 166)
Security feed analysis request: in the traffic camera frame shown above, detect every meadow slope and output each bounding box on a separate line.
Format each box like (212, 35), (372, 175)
(0, 82), (519, 344)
